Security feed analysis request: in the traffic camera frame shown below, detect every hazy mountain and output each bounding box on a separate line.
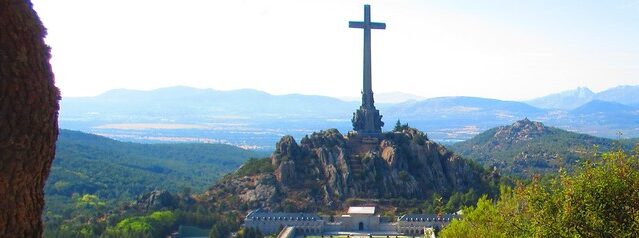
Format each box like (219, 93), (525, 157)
(60, 87), (358, 149)
(59, 86), (639, 148)
(449, 119), (629, 177)
(564, 100), (639, 135)
(383, 96), (545, 131)
(387, 96), (544, 117)
(570, 100), (637, 115)
(595, 85), (639, 106)
(61, 88), (549, 147)
(62, 86), (357, 121)
(526, 85), (639, 110)
(526, 87), (595, 110)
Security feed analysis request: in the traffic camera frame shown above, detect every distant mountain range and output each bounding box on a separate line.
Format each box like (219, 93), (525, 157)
(59, 85), (639, 149)
(526, 85), (639, 110)
(62, 86), (356, 121)
(526, 87), (595, 110)
(383, 96), (545, 128)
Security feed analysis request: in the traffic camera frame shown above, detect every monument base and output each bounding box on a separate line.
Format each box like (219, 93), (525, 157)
(347, 131), (383, 144)
(352, 107), (384, 134)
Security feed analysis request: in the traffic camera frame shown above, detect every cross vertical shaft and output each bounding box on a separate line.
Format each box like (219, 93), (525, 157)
(349, 5), (385, 109)
(363, 5), (372, 107)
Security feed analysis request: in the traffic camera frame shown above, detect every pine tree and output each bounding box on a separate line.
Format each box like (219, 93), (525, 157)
(394, 120), (402, 131)
(394, 119), (409, 132)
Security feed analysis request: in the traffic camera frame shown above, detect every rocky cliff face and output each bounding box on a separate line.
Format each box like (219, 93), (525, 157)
(204, 128), (496, 212)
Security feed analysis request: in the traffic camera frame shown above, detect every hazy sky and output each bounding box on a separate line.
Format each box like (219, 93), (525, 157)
(33, 0), (639, 100)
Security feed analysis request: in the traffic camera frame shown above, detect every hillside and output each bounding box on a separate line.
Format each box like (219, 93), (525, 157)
(45, 130), (265, 223)
(449, 119), (637, 177)
(201, 128), (499, 213)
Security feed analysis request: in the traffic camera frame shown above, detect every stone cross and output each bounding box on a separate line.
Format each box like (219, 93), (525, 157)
(349, 4), (385, 109)
(349, 5), (385, 135)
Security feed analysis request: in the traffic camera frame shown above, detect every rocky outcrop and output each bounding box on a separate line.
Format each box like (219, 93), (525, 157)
(205, 128), (496, 212)
(276, 129), (492, 202)
(493, 118), (550, 144)
(450, 118), (622, 177)
(135, 190), (178, 211)
(205, 174), (281, 211)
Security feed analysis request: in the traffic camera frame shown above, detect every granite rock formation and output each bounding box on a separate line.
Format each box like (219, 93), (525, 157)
(492, 118), (549, 145)
(449, 118), (626, 177)
(204, 128), (496, 212)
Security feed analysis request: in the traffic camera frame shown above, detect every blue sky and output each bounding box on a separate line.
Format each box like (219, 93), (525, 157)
(32, 0), (639, 100)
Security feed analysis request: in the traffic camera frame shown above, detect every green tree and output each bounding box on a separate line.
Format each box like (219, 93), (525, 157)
(441, 147), (639, 237)
(238, 227), (264, 238)
(440, 196), (505, 238)
(559, 149), (639, 236)
(431, 193), (444, 216)
(209, 224), (230, 238)
(75, 194), (106, 210)
(105, 211), (177, 238)
(393, 120), (409, 132)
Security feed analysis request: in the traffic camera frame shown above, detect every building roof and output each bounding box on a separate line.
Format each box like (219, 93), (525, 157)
(246, 209), (322, 221)
(347, 206), (376, 215)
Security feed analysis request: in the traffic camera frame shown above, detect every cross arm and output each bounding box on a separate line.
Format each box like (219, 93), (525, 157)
(349, 21), (386, 29)
(370, 22), (386, 29)
(349, 21), (365, 28)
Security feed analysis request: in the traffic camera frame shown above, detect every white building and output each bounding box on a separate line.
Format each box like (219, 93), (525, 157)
(397, 214), (457, 235)
(243, 206), (458, 236)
